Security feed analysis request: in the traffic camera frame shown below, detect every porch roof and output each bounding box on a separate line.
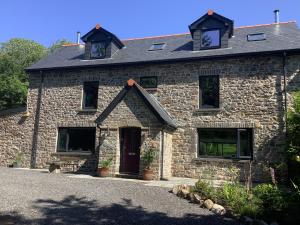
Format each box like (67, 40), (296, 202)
(95, 79), (178, 128)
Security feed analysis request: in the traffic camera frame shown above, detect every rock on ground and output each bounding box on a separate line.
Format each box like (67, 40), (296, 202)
(204, 199), (214, 210)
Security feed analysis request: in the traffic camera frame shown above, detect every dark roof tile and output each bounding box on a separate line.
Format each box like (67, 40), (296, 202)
(27, 22), (300, 71)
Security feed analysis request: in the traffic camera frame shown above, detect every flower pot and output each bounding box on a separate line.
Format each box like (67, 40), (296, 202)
(143, 169), (154, 180)
(98, 167), (109, 177)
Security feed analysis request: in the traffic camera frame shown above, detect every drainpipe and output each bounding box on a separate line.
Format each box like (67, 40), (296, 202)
(282, 51), (288, 135)
(160, 127), (165, 180)
(31, 70), (44, 168)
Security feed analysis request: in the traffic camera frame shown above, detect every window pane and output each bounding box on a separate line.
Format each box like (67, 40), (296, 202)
(198, 129), (237, 158)
(239, 129), (252, 157)
(140, 76), (157, 88)
(201, 30), (220, 48)
(150, 43), (165, 51)
(68, 128), (96, 152)
(91, 42), (106, 58)
(199, 76), (219, 108)
(83, 82), (99, 109)
(247, 33), (266, 42)
(223, 144), (237, 158)
(198, 128), (253, 159)
(57, 129), (67, 152)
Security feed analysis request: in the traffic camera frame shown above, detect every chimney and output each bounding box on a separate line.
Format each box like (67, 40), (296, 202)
(76, 31), (81, 44)
(274, 10), (280, 23)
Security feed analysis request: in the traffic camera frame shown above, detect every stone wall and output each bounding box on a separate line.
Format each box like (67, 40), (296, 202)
(0, 53), (299, 182)
(0, 107), (34, 168)
(162, 130), (173, 179)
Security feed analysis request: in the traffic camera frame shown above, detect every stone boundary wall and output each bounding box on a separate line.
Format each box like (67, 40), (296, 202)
(0, 107), (34, 168)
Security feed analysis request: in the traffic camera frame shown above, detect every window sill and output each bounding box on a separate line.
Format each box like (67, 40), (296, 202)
(78, 109), (98, 113)
(194, 108), (222, 113)
(52, 152), (93, 157)
(192, 157), (251, 163)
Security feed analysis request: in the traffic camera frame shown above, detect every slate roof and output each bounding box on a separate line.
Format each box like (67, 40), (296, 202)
(95, 79), (178, 128)
(27, 22), (300, 71)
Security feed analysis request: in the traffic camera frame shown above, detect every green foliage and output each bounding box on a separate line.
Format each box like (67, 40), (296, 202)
(0, 38), (47, 80)
(14, 152), (24, 165)
(219, 182), (261, 217)
(253, 184), (287, 212)
(287, 91), (300, 153)
(287, 91), (300, 185)
(100, 157), (113, 168)
(0, 38), (47, 110)
(193, 179), (300, 222)
(141, 148), (158, 169)
(194, 180), (218, 201)
(49, 39), (72, 53)
(0, 75), (28, 108)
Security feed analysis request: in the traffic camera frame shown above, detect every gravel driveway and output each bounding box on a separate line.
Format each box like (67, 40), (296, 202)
(0, 168), (235, 225)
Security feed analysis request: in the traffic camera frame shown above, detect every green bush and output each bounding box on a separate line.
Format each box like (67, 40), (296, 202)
(193, 179), (300, 222)
(219, 183), (261, 217)
(253, 184), (287, 212)
(287, 91), (300, 186)
(194, 180), (218, 201)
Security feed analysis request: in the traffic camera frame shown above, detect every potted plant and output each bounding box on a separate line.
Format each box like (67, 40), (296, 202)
(141, 148), (158, 180)
(98, 157), (113, 177)
(12, 152), (23, 168)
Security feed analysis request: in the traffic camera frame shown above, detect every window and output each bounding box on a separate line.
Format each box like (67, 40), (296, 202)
(140, 76), (158, 89)
(83, 81), (99, 109)
(198, 128), (252, 159)
(247, 33), (266, 42)
(91, 42), (106, 58)
(201, 29), (220, 48)
(149, 43), (166, 51)
(57, 127), (96, 152)
(199, 75), (219, 108)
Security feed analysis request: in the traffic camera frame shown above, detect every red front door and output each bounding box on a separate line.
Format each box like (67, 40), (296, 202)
(120, 128), (141, 174)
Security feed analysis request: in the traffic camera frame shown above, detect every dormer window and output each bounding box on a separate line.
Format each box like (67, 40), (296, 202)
(81, 24), (124, 60)
(201, 29), (221, 49)
(189, 10), (233, 51)
(91, 42), (106, 59)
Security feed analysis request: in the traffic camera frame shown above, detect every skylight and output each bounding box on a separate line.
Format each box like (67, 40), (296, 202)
(149, 43), (166, 51)
(247, 33), (266, 42)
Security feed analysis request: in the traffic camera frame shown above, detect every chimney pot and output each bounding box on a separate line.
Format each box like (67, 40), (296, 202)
(77, 31), (81, 44)
(274, 9), (280, 23)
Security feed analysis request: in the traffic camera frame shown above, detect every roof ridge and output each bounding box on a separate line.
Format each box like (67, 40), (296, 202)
(235, 21), (296, 29)
(122, 21), (297, 42)
(60, 21), (297, 47)
(122, 33), (190, 42)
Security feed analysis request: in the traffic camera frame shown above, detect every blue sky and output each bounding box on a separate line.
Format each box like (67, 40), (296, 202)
(1, 0), (299, 47)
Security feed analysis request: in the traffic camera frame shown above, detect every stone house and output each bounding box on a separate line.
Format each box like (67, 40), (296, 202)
(1, 10), (300, 182)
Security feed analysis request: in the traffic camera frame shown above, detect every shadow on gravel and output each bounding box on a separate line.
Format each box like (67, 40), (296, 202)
(0, 195), (235, 225)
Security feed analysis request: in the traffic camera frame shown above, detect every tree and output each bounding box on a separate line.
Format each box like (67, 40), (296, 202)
(287, 91), (300, 185)
(49, 39), (72, 53)
(0, 38), (47, 110)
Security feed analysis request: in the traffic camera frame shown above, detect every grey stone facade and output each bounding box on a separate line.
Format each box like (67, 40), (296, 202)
(1, 54), (300, 182)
